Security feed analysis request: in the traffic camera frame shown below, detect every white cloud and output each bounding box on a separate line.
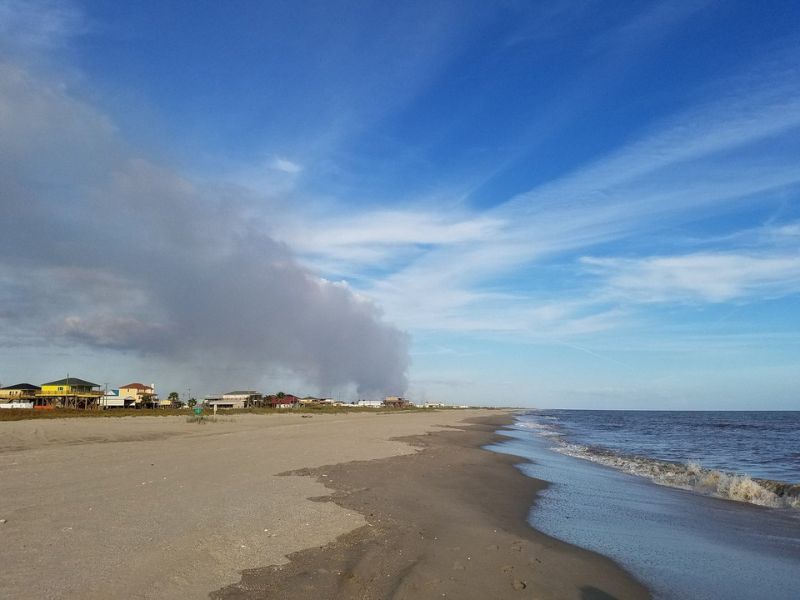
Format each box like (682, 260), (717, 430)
(270, 156), (303, 174)
(582, 253), (800, 303)
(281, 210), (505, 274)
(773, 222), (800, 237)
(505, 58), (800, 219)
(329, 52), (800, 333)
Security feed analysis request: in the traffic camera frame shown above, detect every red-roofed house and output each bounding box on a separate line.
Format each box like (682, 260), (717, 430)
(266, 393), (299, 409)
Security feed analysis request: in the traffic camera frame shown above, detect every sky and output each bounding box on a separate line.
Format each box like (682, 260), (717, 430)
(1, 1), (799, 409)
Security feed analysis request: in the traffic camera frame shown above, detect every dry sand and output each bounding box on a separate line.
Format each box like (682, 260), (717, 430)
(213, 415), (649, 600)
(0, 411), (648, 599)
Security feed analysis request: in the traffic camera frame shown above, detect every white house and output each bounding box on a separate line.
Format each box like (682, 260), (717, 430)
(226, 390), (261, 407)
(205, 391), (261, 409)
(357, 400), (382, 408)
(204, 394), (227, 408)
(100, 389), (126, 408)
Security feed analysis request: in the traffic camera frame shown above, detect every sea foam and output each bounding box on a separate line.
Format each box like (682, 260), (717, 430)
(551, 443), (800, 509)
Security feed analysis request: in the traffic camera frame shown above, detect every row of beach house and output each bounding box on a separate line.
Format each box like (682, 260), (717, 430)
(0, 378), (161, 410)
(203, 393), (419, 410)
(0, 379), (447, 410)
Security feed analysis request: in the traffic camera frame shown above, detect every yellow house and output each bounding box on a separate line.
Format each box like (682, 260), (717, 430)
(38, 377), (102, 409)
(40, 377), (101, 396)
(0, 383), (41, 400)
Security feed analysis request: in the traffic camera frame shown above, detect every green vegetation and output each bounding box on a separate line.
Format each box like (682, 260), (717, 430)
(0, 403), (431, 422)
(0, 408), (190, 421)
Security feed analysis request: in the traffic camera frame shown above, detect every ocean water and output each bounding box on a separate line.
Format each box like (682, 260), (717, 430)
(522, 410), (800, 508)
(488, 410), (800, 600)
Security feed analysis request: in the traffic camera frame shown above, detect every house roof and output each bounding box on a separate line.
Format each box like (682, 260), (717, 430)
(120, 383), (151, 390)
(268, 394), (298, 403)
(224, 390), (260, 396)
(0, 383), (41, 391)
(41, 377), (99, 388)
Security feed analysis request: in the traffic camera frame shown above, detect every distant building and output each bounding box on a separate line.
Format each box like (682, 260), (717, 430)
(205, 391), (262, 409)
(225, 390), (262, 407)
(0, 383), (39, 409)
(357, 400), (382, 408)
(100, 389), (125, 408)
(37, 377), (103, 409)
(0, 383), (40, 400)
(298, 396), (336, 405)
(266, 394), (299, 409)
(118, 383), (158, 408)
(204, 394), (227, 408)
(383, 396), (410, 408)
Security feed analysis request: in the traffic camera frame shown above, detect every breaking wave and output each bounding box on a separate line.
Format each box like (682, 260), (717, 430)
(557, 444), (800, 509)
(515, 418), (800, 510)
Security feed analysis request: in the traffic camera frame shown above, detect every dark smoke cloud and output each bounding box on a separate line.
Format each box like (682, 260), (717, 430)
(0, 58), (409, 396)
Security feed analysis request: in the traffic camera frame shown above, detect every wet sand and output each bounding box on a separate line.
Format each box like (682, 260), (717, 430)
(213, 415), (649, 600)
(0, 411), (649, 599)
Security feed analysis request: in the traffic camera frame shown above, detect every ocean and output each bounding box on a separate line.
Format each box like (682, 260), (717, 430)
(489, 410), (800, 600)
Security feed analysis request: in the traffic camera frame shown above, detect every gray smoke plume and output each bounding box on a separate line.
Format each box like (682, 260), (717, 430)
(0, 57), (409, 396)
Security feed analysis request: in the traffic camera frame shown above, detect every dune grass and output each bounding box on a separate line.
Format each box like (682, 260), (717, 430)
(0, 404), (433, 421)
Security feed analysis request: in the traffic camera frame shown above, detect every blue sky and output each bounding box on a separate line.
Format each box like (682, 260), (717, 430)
(1, 1), (799, 408)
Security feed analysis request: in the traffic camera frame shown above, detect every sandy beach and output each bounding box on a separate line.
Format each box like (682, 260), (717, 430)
(0, 410), (647, 599)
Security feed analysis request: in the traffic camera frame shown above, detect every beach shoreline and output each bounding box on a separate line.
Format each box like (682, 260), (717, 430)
(213, 413), (649, 600)
(0, 410), (649, 599)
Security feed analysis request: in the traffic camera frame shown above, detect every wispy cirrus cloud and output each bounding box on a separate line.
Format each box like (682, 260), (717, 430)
(328, 47), (800, 333)
(582, 252), (800, 303)
(280, 210), (505, 275)
(240, 39), (800, 360)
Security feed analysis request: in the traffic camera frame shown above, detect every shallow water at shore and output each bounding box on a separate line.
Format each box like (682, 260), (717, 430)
(489, 425), (800, 600)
